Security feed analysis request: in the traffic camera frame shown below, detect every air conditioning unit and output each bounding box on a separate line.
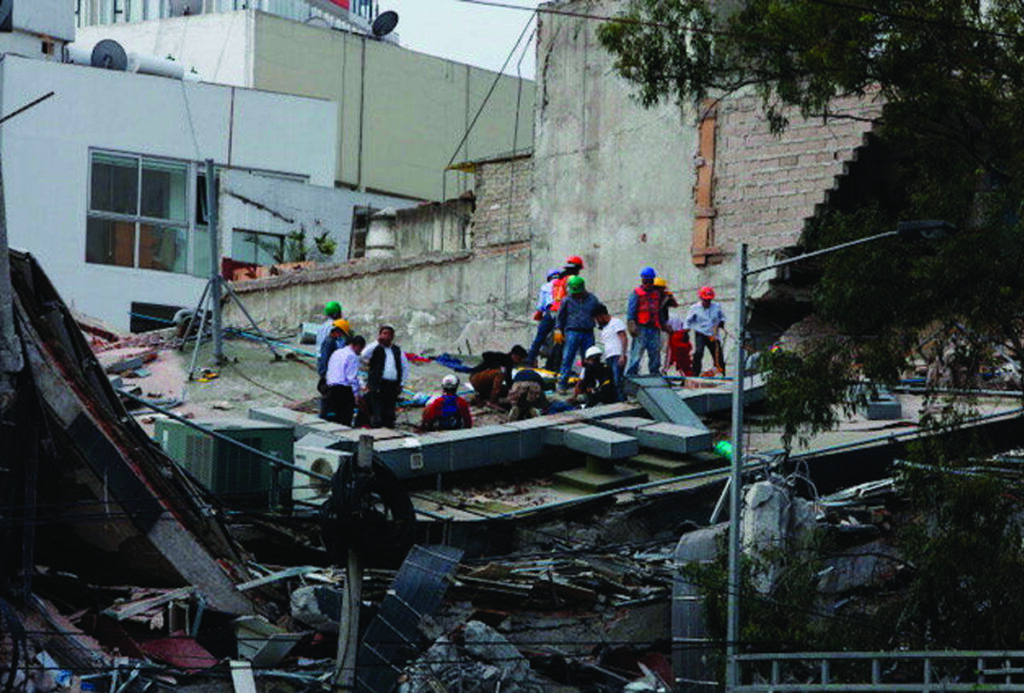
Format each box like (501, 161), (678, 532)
(155, 418), (294, 509)
(292, 443), (352, 506)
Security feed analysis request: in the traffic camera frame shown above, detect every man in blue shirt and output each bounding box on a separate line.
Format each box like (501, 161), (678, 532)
(554, 275), (601, 392)
(684, 285), (726, 375)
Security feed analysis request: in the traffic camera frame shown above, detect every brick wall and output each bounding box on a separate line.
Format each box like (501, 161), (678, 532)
(712, 93), (884, 254)
(470, 155), (533, 248)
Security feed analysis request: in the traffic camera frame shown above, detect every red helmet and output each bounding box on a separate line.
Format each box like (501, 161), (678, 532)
(698, 286), (715, 300)
(564, 255), (584, 269)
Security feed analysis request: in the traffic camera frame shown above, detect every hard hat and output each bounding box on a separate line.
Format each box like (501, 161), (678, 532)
(546, 267), (561, 280)
(653, 277), (668, 288)
(332, 318), (350, 333)
(442, 374), (459, 390)
(640, 266), (656, 279)
(324, 301), (342, 317)
(564, 255), (584, 269)
(699, 286), (715, 300)
(585, 346), (603, 360)
(567, 275), (586, 293)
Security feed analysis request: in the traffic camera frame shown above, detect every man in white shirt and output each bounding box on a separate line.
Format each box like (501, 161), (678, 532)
(360, 325), (410, 428)
(324, 335), (366, 426)
(684, 286), (727, 375)
(594, 303), (628, 401)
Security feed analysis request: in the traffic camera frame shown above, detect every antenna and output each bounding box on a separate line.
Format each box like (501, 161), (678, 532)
(90, 40), (128, 71)
(371, 10), (398, 38)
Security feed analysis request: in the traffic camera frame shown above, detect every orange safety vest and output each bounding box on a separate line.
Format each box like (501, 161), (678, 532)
(550, 276), (568, 313)
(633, 286), (663, 329)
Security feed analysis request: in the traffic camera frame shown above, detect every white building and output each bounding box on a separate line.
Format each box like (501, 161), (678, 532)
(0, 53), (349, 330)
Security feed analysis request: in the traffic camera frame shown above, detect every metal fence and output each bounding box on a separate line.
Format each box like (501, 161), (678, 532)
(734, 651), (1024, 691)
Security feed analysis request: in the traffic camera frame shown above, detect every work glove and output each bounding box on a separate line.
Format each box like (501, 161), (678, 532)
(553, 330), (565, 345)
(627, 320), (639, 337)
(533, 310), (544, 321)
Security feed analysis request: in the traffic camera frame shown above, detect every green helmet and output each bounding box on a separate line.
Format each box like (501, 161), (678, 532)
(567, 275), (586, 294)
(324, 301), (342, 317)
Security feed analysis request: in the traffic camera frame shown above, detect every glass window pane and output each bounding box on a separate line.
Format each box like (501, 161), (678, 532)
(138, 224), (188, 273)
(231, 230), (259, 264)
(256, 234), (284, 266)
(192, 226), (211, 277)
(90, 153), (138, 215)
(141, 159), (188, 221)
(85, 217), (135, 267)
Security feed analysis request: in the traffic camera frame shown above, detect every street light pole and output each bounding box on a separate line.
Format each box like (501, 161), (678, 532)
(724, 221), (954, 691)
(726, 243), (747, 691)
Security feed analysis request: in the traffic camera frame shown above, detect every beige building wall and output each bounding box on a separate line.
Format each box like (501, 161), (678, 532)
(252, 12), (535, 201)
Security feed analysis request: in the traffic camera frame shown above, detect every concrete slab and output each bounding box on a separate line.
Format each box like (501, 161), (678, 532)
(635, 380), (706, 429)
(374, 435), (450, 479)
(543, 423), (586, 447)
(504, 417), (559, 458)
(635, 422), (712, 454)
(552, 465), (649, 492)
(625, 452), (693, 475)
(563, 425), (639, 460)
(595, 416), (659, 432)
(444, 424), (520, 470)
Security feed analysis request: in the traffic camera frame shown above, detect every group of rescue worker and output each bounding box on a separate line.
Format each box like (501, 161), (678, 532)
(526, 255), (727, 405)
(311, 256), (726, 432)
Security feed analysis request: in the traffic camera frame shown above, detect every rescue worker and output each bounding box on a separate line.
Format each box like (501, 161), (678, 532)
(315, 301), (343, 351)
(574, 346), (619, 406)
(421, 374), (473, 431)
(468, 345), (528, 409)
(684, 285), (727, 376)
(654, 277), (678, 327)
(317, 318), (350, 417)
(526, 268), (562, 367)
(554, 275), (601, 392)
(594, 303), (627, 401)
(546, 256), (583, 372)
(626, 267), (664, 376)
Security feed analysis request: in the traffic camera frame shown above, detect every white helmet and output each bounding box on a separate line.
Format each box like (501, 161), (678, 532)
(441, 374), (459, 390)
(584, 346), (604, 360)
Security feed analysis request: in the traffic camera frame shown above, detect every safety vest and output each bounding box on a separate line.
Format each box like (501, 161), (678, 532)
(550, 276), (568, 313)
(634, 286), (663, 329)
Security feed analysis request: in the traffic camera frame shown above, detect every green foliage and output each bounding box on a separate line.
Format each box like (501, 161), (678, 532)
(896, 466), (1024, 649)
(760, 342), (864, 452)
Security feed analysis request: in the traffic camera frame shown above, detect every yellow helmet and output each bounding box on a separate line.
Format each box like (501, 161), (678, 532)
(653, 277), (668, 288)
(332, 318), (350, 334)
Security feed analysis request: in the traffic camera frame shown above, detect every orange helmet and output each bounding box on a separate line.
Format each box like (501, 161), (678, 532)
(698, 286), (715, 300)
(564, 255), (584, 269)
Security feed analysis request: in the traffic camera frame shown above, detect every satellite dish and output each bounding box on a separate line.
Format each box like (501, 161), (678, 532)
(91, 40), (128, 71)
(371, 10), (399, 38)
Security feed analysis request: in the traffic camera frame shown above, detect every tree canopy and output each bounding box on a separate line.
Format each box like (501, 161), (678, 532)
(599, 0), (1024, 445)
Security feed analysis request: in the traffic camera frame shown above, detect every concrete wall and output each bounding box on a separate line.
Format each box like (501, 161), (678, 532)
(0, 55), (337, 330)
(391, 200), (473, 257)
(17, 0), (75, 41)
(532, 0), (709, 320)
(76, 12), (254, 85)
(225, 246), (535, 355)
(252, 11), (535, 200)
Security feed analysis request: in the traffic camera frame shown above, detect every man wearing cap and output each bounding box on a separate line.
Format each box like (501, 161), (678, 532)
(626, 267), (665, 376)
(315, 301), (343, 351)
(317, 318), (351, 418)
(554, 275), (601, 392)
(421, 374), (473, 431)
(684, 286), (727, 375)
(360, 325), (410, 428)
(526, 267), (562, 367)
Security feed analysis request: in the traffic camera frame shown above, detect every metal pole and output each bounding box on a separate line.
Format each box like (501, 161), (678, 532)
(726, 242), (747, 691)
(205, 159), (224, 364)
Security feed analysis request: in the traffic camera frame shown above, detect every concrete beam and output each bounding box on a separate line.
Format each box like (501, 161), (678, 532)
(562, 425), (639, 460)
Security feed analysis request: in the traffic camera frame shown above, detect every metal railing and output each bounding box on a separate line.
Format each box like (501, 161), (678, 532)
(734, 651), (1024, 691)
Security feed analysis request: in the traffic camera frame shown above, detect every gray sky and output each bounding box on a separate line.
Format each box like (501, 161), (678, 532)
(382, 0), (541, 79)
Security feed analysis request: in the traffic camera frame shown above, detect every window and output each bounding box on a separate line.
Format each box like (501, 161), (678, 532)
(87, 151), (192, 275)
(232, 229), (286, 266)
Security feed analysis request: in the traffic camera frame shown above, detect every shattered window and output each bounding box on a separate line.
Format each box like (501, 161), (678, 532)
(138, 225), (188, 273)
